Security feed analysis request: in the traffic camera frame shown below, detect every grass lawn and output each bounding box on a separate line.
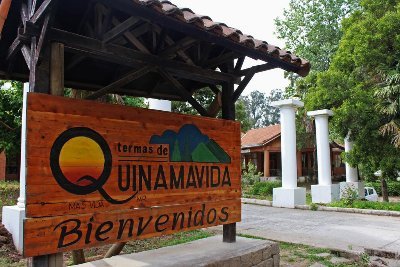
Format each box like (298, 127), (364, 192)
(328, 200), (400, 211)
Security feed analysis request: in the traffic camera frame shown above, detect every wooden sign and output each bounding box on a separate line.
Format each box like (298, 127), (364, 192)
(24, 93), (241, 257)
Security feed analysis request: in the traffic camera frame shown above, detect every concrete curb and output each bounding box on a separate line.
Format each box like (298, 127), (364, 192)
(241, 198), (400, 217)
(364, 248), (400, 259)
(241, 198), (272, 206)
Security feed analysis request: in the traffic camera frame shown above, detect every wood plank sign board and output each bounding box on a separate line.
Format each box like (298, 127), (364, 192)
(23, 93), (241, 257)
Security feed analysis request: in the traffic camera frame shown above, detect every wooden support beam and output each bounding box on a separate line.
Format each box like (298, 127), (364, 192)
(21, 3), (28, 27)
(30, 0), (52, 24)
(50, 42), (64, 96)
(47, 28), (236, 85)
(234, 57), (245, 73)
(238, 63), (276, 76)
(103, 16), (140, 43)
(221, 78), (236, 243)
(209, 85), (221, 95)
(85, 66), (155, 100)
(207, 91), (222, 118)
(21, 45), (31, 69)
(155, 28), (166, 53)
(105, 242), (127, 258)
(105, 0), (301, 73)
(30, 40), (65, 266)
(232, 70), (256, 102)
(29, 0), (37, 18)
(72, 250), (85, 265)
(111, 18), (150, 53)
(28, 37), (50, 93)
(204, 52), (239, 69)
(158, 69), (210, 117)
(159, 37), (197, 58)
(35, 14), (50, 63)
(152, 25), (194, 65)
(7, 38), (22, 60)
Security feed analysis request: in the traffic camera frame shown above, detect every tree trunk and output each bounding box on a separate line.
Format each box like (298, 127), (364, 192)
(381, 177), (389, 202)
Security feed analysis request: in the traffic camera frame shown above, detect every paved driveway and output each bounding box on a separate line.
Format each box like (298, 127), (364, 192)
(237, 204), (400, 252)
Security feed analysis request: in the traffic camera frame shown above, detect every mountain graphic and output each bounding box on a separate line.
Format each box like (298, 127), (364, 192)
(149, 124), (231, 163)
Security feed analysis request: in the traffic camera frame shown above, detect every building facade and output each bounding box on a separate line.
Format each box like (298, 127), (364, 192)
(241, 125), (345, 181)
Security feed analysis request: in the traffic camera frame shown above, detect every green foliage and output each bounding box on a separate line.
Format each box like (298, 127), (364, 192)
(329, 199), (400, 211)
(0, 181), (19, 211)
(0, 81), (23, 157)
(172, 87), (215, 115)
(240, 89), (283, 129)
(275, 0), (360, 72)
(250, 181), (282, 196)
(241, 162), (263, 186)
(309, 203), (319, 211)
(366, 181), (400, 196)
(375, 64), (400, 147)
(122, 96), (147, 108)
(298, 0), (400, 186)
(235, 100), (252, 132)
(340, 186), (359, 206)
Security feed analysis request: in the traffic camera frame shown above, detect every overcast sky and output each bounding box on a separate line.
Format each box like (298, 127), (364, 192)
(171, 0), (291, 96)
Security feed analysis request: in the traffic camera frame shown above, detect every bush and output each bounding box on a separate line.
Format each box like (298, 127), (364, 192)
(341, 186), (359, 206)
(365, 181), (400, 196)
(242, 162), (263, 187)
(0, 181), (19, 209)
(250, 181), (281, 196)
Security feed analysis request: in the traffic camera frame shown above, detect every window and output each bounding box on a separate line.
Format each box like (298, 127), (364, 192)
(368, 189), (374, 195)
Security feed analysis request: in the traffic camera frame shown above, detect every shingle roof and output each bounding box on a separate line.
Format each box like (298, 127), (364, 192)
(241, 125), (281, 148)
(131, 0), (310, 77)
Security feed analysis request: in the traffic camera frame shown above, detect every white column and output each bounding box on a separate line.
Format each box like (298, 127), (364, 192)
(2, 83), (28, 252)
(308, 110), (339, 203)
(340, 132), (364, 199)
(17, 83), (29, 208)
(148, 98), (172, 112)
(280, 105), (299, 189)
(271, 99), (306, 208)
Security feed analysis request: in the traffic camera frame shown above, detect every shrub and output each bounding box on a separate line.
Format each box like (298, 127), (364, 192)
(365, 181), (400, 196)
(242, 162), (263, 187)
(340, 186), (359, 206)
(0, 181), (19, 209)
(250, 181), (281, 196)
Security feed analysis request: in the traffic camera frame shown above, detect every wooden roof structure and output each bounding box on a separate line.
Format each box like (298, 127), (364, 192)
(0, 0), (310, 117)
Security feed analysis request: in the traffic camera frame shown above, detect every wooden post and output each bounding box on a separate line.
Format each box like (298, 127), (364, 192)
(30, 42), (64, 267)
(264, 150), (270, 177)
(50, 43), (64, 96)
(222, 80), (236, 243)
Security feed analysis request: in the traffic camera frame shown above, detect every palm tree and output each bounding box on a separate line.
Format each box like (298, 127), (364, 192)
(375, 65), (400, 148)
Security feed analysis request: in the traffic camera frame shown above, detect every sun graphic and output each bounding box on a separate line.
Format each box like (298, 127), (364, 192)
(59, 136), (105, 186)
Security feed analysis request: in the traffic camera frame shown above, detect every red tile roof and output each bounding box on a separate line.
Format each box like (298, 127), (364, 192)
(242, 125), (281, 148)
(131, 0), (311, 77)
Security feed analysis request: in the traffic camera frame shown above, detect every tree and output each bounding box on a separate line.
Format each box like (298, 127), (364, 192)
(241, 90), (267, 128)
(265, 89), (284, 125)
(235, 100), (252, 132)
(304, 0), (400, 201)
(275, 0), (360, 72)
(0, 81), (23, 157)
(172, 87), (215, 115)
(375, 64), (400, 148)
